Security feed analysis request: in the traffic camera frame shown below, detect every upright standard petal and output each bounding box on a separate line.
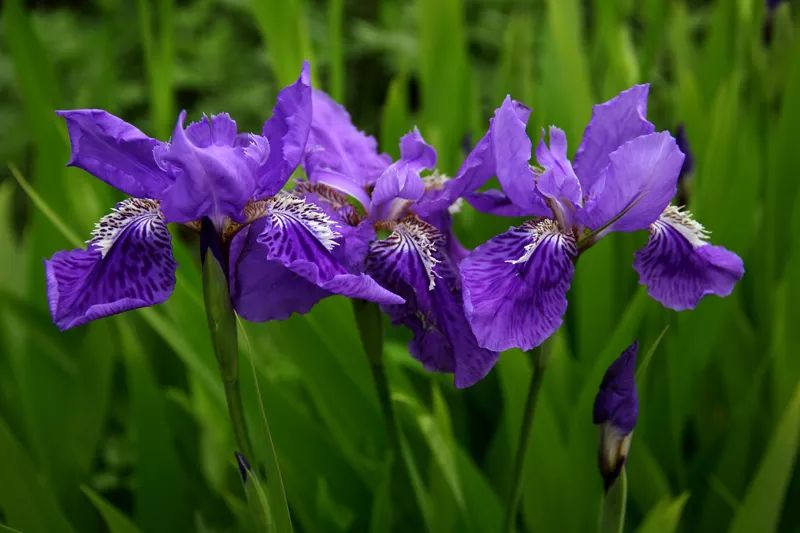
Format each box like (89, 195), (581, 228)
(370, 128), (436, 220)
(461, 219), (576, 352)
(572, 84), (655, 191)
(45, 198), (176, 330)
(257, 62), (313, 197)
(57, 109), (171, 198)
(535, 126), (583, 225)
(633, 206), (744, 310)
(304, 89), (391, 192)
(492, 97), (550, 215)
(365, 216), (498, 388)
(429, 98), (549, 218)
(155, 112), (259, 223)
(229, 193), (402, 322)
(577, 132), (684, 233)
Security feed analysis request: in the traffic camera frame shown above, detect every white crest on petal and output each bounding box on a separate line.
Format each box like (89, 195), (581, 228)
(507, 218), (576, 264)
(268, 192), (341, 251)
(655, 205), (709, 247)
(89, 198), (167, 258)
(372, 216), (442, 290)
(422, 171), (450, 190)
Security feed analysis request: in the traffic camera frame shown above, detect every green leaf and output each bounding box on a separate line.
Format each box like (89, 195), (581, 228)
(250, 0), (314, 86)
(635, 493), (690, 533)
(118, 321), (193, 532)
(728, 383), (800, 533)
(368, 458), (393, 533)
(416, 0), (472, 173)
(238, 319), (294, 533)
(326, 0), (344, 101)
(380, 74), (411, 159)
(82, 486), (143, 533)
(0, 417), (75, 533)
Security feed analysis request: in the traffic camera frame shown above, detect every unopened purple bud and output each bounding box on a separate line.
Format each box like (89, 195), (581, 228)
(763, 0), (788, 44)
(767, 0), (786, 12)
(593, 341), (638, 489)
(235, 451), (251, 483)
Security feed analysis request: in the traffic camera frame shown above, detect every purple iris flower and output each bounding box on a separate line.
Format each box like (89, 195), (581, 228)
(593, 341), (638, 489)
(459, 85), (744, 353)
(45, 63), (402, 331)
(300, 89), (497, 388)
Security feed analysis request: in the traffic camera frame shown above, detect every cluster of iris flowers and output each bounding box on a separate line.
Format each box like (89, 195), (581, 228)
(46, 62), (743, 378)
(44, 61), (743, 523)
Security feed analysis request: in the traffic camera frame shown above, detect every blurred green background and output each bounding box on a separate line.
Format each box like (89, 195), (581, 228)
(1, 0), (799, 531)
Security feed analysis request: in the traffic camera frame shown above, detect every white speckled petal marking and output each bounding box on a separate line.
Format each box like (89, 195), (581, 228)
(507, 218), (576, 265)
(89, 198), (169, 257)
(653, 205), (709, 247)
(369, 217), (443, 290)
(268, 192), (341, 251)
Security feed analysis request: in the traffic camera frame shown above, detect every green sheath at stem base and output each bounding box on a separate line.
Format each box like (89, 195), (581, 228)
(599, 467), (628, 533)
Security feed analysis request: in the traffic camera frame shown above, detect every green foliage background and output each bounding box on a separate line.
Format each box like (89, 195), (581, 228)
(1, 0), (799, 531)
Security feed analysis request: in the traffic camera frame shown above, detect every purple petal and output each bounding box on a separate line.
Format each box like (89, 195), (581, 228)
(573, 84), (655, 191)
(633, 207), (744, 310)
(365, 217), (498, 387)
(370, 128), (436, 220)
(461, 220), (576, 352)
(302, 168), (372, 209)
(446, 128), (495, 198)
(185, 112), (238, 146)
(492, 97), (551, 215)
(423, 210), (469, 265)
(465, 190), (536, 217)
(424, 98), (549, 218)
(45, 198), (176, 330)
(304, 88), (391, 192)
(593, 341), (638, 433)
(229, 220), (329, 322)
(57, 109), (171, 198)
(292, 181), (374, 272)
(155, 112), (257, 223)
(577, 132), (684, 233)
(535, 126), (583, 224)
(257, 62), (313, 197)
(230, 194), (402, 322)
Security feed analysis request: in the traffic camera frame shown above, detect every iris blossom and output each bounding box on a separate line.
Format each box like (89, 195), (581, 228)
(459, 85), (744, 353)
(300, 90), (497, 388)
(46, 64), (401, 331)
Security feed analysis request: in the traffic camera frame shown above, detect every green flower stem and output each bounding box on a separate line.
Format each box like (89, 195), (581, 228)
(351, 299), (397, 447)
(201, 244), (253, 461)
(599, 467), (628, 533)
(503, 342), (552, 532)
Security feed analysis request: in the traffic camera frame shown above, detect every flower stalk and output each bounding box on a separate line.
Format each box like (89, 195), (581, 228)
(201, 218), (253, 460)
(502, 340), (552, 532)
(351, 299), (397, 448)
(598, 467), (627, 533)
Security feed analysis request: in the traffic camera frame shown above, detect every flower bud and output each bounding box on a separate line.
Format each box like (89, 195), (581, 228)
(593, 341), (638, 490)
